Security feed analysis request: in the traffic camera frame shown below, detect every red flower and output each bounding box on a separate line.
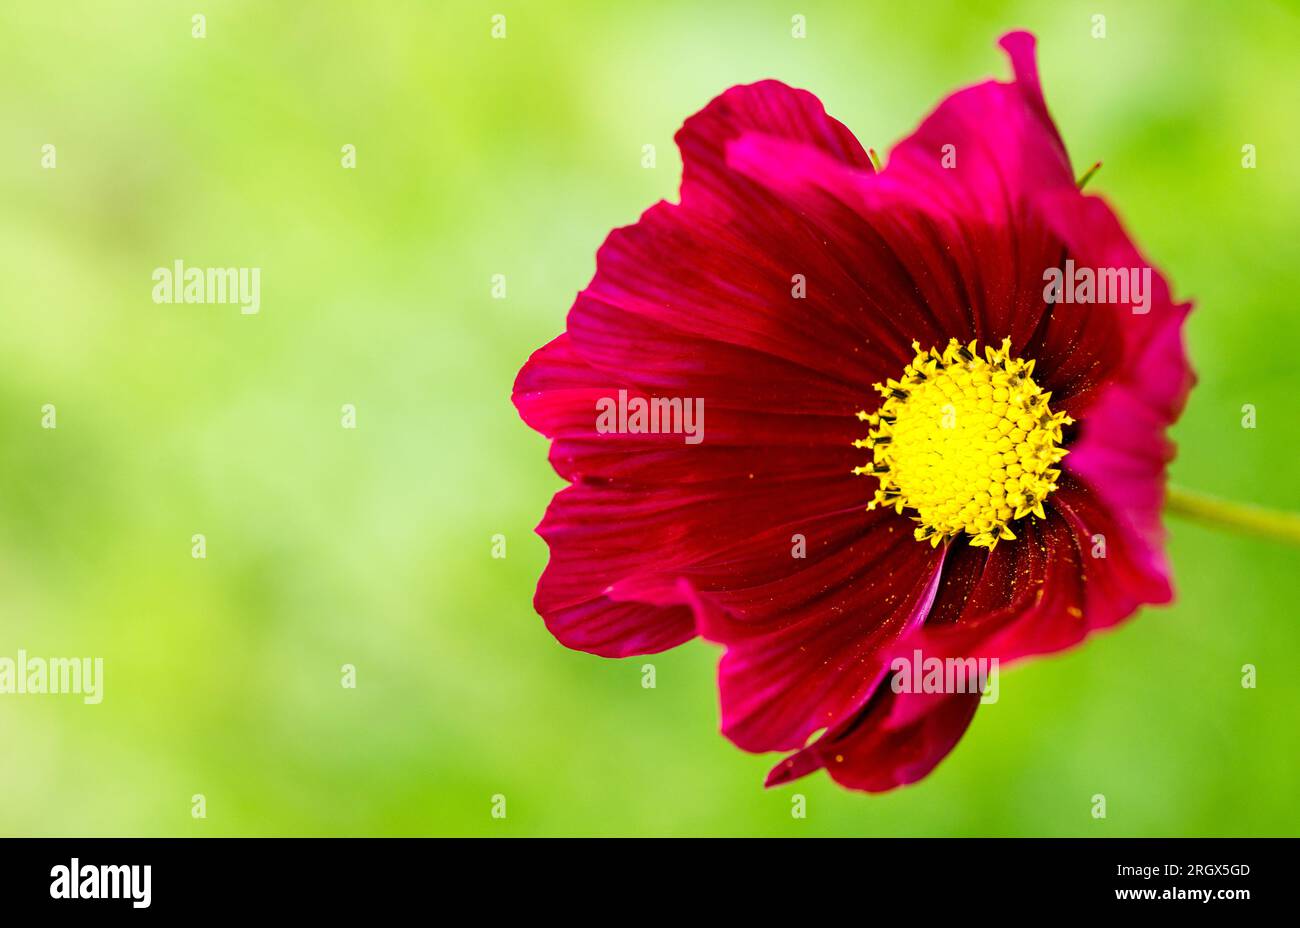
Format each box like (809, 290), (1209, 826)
(513, 32), (1193, 792)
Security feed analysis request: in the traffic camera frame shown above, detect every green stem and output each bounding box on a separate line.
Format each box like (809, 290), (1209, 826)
(1166, 485), (1300, 545)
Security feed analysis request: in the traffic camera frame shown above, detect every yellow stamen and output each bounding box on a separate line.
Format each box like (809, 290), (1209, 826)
(856, 338), (1072, 550)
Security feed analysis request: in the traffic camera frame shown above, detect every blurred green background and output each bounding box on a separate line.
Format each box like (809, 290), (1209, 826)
(1, 0), (1297, 836)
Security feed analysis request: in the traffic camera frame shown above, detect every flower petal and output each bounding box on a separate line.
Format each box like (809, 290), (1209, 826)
(676, 79), (875, 214)
(698, 514), (946, 753)
(883, 31), (1076, 347)
(880, 498), (1152, 669)
(531, 463), (883, 657)
(766, 686), (981, 793)
(764, 507), (1094, 791)
(1038, 193), (1193, 577)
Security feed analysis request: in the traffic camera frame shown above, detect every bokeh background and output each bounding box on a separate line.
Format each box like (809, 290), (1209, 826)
(1, 0), (1298, 836)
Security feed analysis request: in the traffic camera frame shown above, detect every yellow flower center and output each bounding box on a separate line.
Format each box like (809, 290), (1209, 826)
(853, 338), (1072, 550)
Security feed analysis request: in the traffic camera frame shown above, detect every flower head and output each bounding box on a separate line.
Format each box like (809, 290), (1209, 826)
(514, 32), (1193, 792)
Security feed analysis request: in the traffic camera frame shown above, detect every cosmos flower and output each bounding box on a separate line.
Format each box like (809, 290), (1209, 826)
(513, 31), (1193, 792)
